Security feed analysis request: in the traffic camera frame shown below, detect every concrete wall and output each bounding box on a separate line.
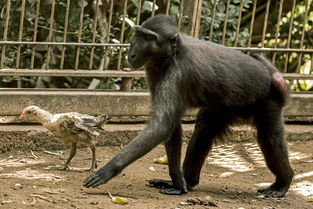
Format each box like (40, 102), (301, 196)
(0, 90), (313, 121)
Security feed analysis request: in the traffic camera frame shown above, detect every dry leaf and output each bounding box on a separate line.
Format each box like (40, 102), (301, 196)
(248, 164), (253, 169)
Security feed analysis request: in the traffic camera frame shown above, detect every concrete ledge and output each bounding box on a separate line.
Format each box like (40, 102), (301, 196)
(0, 124), (312, 153)
(0, 89), (150, 116)
(1, 90), (313, 121)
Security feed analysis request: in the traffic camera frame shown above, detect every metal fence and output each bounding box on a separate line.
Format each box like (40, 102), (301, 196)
(0, 0), (312, 117)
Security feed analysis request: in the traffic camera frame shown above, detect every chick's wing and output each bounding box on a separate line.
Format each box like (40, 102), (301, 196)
(57, 113), (101, 136)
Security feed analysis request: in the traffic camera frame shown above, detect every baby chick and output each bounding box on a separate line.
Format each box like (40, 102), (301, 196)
(21, 105), (110, 171)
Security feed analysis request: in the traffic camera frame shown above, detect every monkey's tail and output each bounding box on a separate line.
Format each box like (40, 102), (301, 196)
(250, 53), (289, 106)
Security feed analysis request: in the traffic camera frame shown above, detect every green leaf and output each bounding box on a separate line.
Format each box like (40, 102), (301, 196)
(131, 0), (140, 8)
(124, 17), (135, 28)
(142, 1), (158, 12)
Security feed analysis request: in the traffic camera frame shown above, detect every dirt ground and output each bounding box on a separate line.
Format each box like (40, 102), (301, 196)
(0, 140), (312, 209)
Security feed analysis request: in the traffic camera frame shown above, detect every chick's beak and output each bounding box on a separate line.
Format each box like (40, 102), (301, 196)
(20, 109), (27, 118)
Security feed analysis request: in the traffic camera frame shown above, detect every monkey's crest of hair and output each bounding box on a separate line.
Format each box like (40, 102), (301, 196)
(142, 14), (179, 41)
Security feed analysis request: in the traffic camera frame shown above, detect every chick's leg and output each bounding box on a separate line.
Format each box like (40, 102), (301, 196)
(88, 141), (97, 172)
(61, 142), (77, 170)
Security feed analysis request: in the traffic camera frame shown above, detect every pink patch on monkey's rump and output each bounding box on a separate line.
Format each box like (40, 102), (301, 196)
(273, 72), (286, 90)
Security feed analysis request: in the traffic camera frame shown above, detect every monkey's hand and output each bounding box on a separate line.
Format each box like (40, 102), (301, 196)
(83, 164), (117, 188)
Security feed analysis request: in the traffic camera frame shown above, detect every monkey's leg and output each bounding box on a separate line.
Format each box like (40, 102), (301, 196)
(149, 125), (188, 195)
(183, 110), (231, 190)
(61, 142), (77, 170)
(88, 141), (97, 172)
(254, 100), (294, 198)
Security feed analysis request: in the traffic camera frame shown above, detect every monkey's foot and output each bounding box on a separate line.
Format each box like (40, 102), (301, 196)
(149, 179), (173, 189)
(160, 188), (186, 195)
(149, 179), (188, 195)
(257, 184), (289, 198)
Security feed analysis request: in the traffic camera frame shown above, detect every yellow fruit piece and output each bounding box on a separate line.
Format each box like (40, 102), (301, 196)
(154, 155), (168, 164)
(108, 191), (128, 205)
(112, 196), (128, 204)
(307, 197), (313, 202)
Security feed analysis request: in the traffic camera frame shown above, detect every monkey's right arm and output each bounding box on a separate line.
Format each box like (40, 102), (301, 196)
(83, 84), (183, 188)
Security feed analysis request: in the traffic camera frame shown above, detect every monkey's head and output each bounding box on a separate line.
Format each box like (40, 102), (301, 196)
(128, 15), (179, 68)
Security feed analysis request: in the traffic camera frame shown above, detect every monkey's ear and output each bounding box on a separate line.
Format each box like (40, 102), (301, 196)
(135, 26), (159, 41)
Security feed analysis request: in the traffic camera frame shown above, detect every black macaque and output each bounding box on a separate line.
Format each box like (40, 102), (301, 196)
(84, 14), (294, 197)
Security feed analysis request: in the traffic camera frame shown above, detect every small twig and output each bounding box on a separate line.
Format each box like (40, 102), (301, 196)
(1, 200), (15, 204)
(84, 192), (138, 199)
(107, 191), (114, 199)
(30, 150), (39, 159)
(42, 148), (62, 156)
(44, 190), (58, 194)
(30, 194), (52, 202)
(25, 18), (82, 35)
(22, 197), (36, 205)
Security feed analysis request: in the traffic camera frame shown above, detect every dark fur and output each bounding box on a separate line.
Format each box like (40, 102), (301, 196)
(84, 15), (293, 197)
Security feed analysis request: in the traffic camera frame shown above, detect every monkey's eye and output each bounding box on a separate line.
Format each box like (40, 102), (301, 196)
(25, 110), (32, 114)
(144, 34), (157, 40)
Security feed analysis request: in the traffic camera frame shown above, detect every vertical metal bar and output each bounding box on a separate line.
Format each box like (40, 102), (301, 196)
(151, 0), (157, 17)
(60, 0), (71, 70)
(209, 0), (217, 41)
(180, 0), (202, 36)
(166, 0), (170, 15)
(260, 0), (271, 47)
(1, 0), (11, 69)
(222, 0), (230, 45)
(296, 0), (309, 73)
(45, 0), (56, 69)
(102, 0), (114, 70)
(193, 0), (203, 38)
(311, 54), (313, 73)
(136, 0), (143, 25)
(30, 0), (41, 69)
(117, 0), (128, 70)
(248, 0), (257, 47)
(16, 0), (26, 88)
(88, 0), (100, 70)
(234, 0), (244, 47)
(75, 0), (85, 70)
(119, 0), (131, 91)
(272, 0), (284, 64)
(178, 0), (184, 29)
(284, 0), (296, 72)
(15, 0), (26, 70)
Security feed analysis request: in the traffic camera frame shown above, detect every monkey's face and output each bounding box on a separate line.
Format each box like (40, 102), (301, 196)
(128, 15), (179, 69)
(128, 26), (165, 69)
